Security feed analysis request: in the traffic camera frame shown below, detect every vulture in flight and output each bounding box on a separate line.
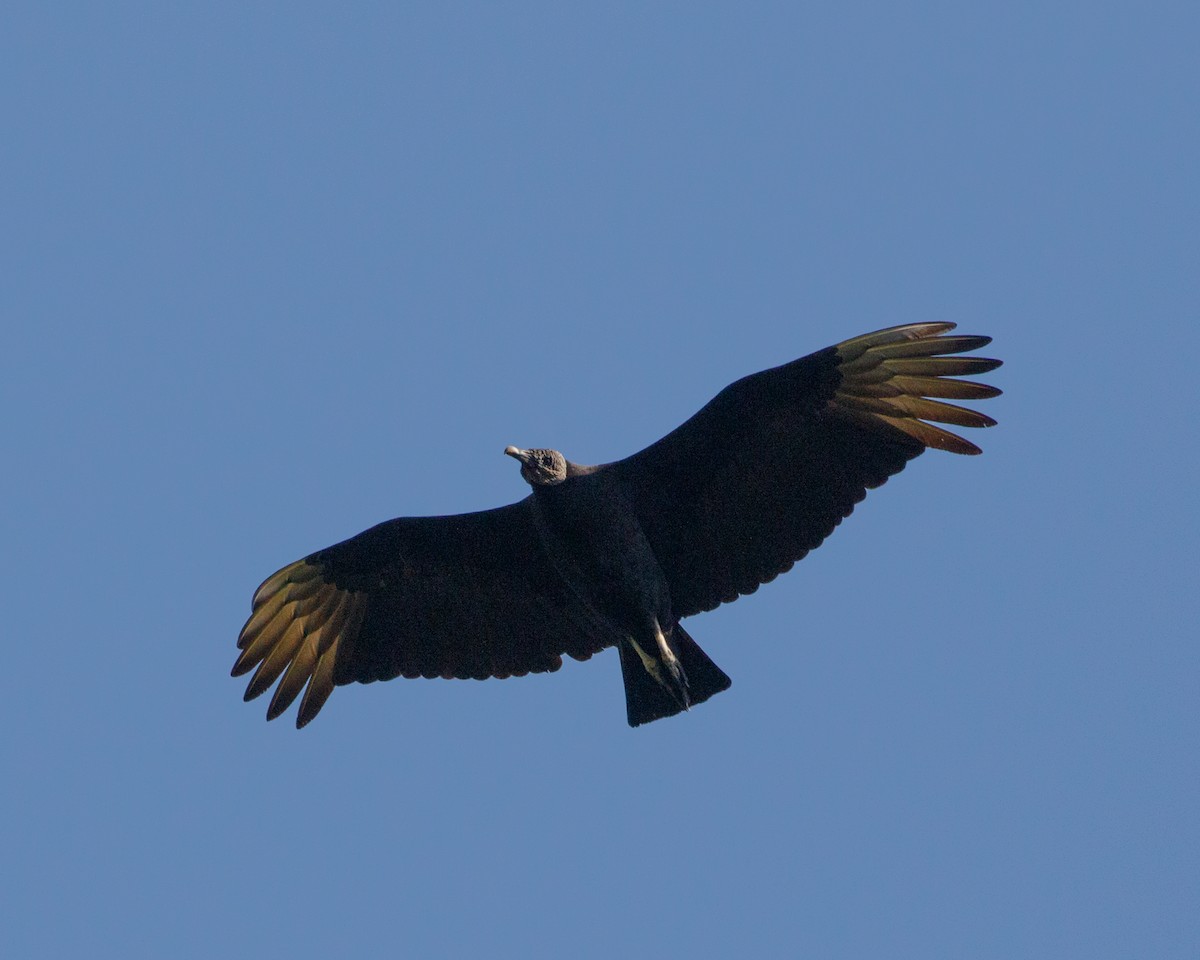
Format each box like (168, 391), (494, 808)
(233, 323), (1001, 728)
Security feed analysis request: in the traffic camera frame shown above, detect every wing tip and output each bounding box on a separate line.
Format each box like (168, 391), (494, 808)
(833, 323), (1001, 456)
(234, 560), (361, 728)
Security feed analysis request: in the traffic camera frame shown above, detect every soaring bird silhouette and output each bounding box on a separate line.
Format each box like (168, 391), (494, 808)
(233, 323), (1001, 728)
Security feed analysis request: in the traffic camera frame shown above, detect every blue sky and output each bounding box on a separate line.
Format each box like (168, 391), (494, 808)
(3, 3), (1197, 958)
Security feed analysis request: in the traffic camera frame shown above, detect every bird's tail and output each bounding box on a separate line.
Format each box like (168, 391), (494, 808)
(618, 622), (731, 727)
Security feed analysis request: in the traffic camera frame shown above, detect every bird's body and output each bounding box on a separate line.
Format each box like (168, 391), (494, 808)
(528, 464), (666, 643)
(233, 323), (1002, 728)
(522, 461), (731, 724)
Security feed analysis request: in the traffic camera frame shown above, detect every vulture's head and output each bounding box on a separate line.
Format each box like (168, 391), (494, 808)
(505, 446), (568, 486)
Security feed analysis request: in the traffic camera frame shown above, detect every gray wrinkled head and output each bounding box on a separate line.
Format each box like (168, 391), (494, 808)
(504, 446), (568, 486)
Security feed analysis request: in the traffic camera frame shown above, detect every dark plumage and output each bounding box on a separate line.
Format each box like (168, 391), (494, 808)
(233, 323), (1002, 728)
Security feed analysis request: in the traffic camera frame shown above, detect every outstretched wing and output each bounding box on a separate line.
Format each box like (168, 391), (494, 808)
(232, 498), (608, 727)
(613, 323), (1002, 617)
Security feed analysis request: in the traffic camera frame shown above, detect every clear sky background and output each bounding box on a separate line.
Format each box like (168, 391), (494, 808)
(3, 3), (1196, 958)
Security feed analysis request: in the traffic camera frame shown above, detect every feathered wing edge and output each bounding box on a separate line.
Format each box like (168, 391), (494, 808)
(830, 322), (1002, 455)
(232, 559), (367, 728)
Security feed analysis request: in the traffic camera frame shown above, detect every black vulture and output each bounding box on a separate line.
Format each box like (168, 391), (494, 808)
(233, 323), (1002, 728)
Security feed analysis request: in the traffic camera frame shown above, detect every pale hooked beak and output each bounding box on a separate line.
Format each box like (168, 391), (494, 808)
(504, 446), (527, 461)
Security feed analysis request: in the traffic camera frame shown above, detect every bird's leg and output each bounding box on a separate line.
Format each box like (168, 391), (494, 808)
(656, 619), (690, 700)
(626, 619), (692, 710)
